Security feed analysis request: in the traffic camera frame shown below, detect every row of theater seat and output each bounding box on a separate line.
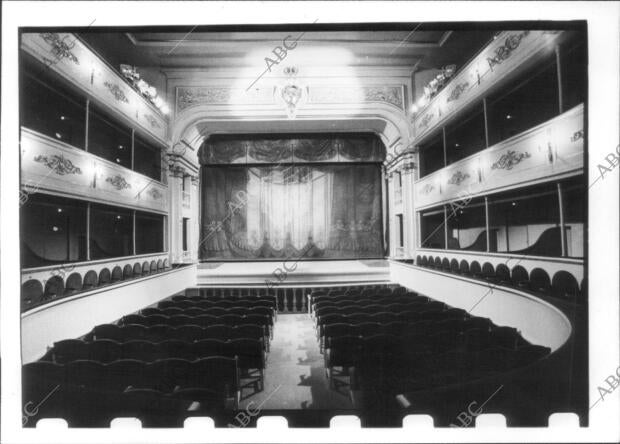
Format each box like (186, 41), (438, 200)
(23, 356), (241, 424)
(350, 339), (550, 394)
(41, 337), (265, 387)
(24, 287), (279, 426)
(307, 287), (550, 405)
(47, 333), (268, 362)
(416, 255), (585, 303)
(86, 323), (270, 348)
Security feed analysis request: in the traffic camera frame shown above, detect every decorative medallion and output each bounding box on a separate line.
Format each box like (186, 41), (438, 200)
(144, 114), (161, 129)
(105, 174), (131, 190)
(447, 82), (470, 102)
(421, 183), (434, 195)
(104, 81), (129, 103)
(447, 171), (470, 186)
(40, 33), (79, 66)
(147, 188), (163, 200)
(34, 154), (82, 175)
(418, 113), (434, 130)
(491, 150), (532, 170)
(487, 31), (530, 70)
(570, 129), (584, 143)
(279, 84), (304, 119)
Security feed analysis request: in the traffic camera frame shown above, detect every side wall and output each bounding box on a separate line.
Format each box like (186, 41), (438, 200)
(390, 260), (572, 351)
(21, 265), (196, 363)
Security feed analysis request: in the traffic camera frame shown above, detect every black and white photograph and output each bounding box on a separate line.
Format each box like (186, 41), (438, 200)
(1, 1), (619, 443)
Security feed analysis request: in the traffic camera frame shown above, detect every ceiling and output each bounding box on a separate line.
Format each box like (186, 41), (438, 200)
(78, 24), (494, 73)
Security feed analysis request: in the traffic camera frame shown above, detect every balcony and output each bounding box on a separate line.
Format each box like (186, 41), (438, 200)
(414, 104), (583, 209)
(21, 128), (168, 213)
(21, 32), (167, 144)
(413, 30), (566, 142)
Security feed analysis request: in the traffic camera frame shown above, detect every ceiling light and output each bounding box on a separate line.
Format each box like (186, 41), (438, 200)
(55, 133), (62, 139)
(455, 143), (460, 148)
(118, 145), (124, 150)
(116, 158), (121, 163)
(57, 208), (63, 213)
(511, 202), (517, 206)
(116, 215), (122, 220)
(506, 114), (512, 120)
(60, 116), (66, 120)
(52, 226), (59, 232)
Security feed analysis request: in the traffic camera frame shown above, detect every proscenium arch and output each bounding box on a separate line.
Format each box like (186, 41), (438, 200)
(170, 103), (414, 162)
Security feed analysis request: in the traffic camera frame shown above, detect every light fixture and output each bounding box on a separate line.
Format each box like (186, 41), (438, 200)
(55, 133), (62, 139)
(511, 202), (517, 206)
(118, 145), (124, 150)
(120, 64), (170, 116)
(116, 158), (121, 163)
(60, 116), (66, 121)
(57, 208), (63, 213)
(455, 143), (460, 148)
(506, 114), (512, 120)
(52, 226), (59, 232)
(116, 215), (122, 220)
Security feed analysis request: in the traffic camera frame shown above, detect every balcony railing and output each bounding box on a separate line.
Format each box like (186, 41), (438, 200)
(21, 128), (168, 213)
(413, 30), (566, 142)
(414, 104), (584, 209)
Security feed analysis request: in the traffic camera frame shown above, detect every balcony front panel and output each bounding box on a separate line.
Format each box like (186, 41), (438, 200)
(21, 32), (167, 143)
(414, 104), (584, 209)
(21, 128), (168, 213)
(413, 30), (565, 141)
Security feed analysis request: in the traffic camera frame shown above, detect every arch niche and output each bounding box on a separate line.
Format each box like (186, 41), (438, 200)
(171, 103), (413, 263)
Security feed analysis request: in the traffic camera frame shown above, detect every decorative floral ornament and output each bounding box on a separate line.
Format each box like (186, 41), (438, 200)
(105, 174), (132, 190)
(40, 33), (79, 66)
(447, 170), (470, 186)
(34, 154), (82, 175)
(492, 150), (531, 171)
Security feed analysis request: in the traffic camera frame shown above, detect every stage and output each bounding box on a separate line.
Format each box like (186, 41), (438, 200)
(196, 259), (391, 286)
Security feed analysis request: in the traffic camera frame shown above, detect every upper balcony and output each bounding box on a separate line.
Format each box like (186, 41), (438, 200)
(21, 32), (168, 144)
(21, 128), (168, 213)
(412, 30), (567, 143)
(414, 104), (583, 209)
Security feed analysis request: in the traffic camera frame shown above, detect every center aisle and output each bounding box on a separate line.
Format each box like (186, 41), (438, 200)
(239, 313), (355, 411)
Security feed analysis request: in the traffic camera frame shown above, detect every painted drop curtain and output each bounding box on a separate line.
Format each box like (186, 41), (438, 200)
(200, 164), (383, 260)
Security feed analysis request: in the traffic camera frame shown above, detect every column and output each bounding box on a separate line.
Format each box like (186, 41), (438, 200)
(167, 163), (184, 264)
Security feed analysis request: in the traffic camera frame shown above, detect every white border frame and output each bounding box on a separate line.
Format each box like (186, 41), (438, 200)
(2, 1), (619, 443)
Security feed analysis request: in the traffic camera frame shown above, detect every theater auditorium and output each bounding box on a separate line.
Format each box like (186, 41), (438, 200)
(19, 23), (587, 427)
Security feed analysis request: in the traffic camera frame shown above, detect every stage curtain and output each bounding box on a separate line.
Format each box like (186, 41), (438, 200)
(200, 164), (383, 260)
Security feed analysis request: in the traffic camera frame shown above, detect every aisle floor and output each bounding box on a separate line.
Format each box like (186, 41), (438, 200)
(239, 313), (355, 410)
